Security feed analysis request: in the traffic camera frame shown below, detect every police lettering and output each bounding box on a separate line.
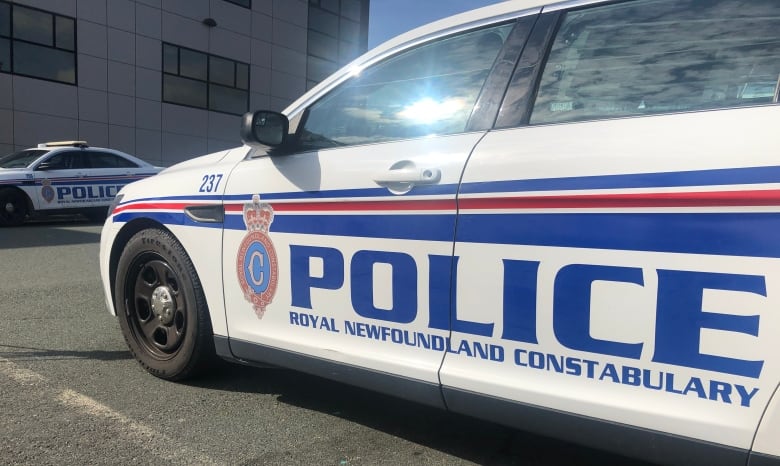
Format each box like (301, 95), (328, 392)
(55, 185), (123, 201)
(289, 246), (766, 379)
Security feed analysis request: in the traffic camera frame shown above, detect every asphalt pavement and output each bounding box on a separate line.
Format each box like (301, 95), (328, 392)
(0, 219), (650, 466)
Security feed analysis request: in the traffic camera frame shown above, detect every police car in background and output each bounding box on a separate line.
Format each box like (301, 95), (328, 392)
(99, 0), (780, 464)
(0, 141), (160, 226)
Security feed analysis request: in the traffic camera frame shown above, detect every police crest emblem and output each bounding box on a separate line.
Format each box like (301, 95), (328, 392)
(41, 179), (54, 203)
(236, 195), (279, 319)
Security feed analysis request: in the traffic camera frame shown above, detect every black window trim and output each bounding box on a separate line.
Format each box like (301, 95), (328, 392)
(0, 0), (78, 86)
(161, 42), (250, 116)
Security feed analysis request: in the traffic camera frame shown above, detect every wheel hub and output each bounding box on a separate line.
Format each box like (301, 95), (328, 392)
(4, 202), (14, 213)
(150, 286), (175, 325)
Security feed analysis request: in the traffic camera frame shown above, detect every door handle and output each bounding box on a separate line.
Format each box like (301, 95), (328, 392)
(373, 167), (441, 185)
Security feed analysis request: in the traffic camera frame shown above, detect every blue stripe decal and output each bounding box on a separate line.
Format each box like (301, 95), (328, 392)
(459, 166), (780, 194)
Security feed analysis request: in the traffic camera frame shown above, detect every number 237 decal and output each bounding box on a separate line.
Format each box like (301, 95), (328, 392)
(199, 174), (223, 193)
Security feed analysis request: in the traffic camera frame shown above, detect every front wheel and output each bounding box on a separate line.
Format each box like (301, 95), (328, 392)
(0, 189), (29, 226)
(115, 228), (215, 380)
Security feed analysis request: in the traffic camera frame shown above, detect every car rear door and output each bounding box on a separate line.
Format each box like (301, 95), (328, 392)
(221, 13), (538, 403)
(441, 0), (780, 462)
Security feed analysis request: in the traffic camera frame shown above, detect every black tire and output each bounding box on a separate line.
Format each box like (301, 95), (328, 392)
(115, 228), (215, 380)
(0, 189), (29, 226)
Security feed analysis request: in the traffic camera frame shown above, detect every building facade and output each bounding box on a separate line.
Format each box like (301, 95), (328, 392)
(0, 0), (369, 165)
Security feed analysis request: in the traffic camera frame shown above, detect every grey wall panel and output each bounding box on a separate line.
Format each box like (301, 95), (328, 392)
(78, 88), (108, 123)
(107, 0), (135, 33)
(135, 98), (161, 131)
(109, 124), (135, 154)
(107, 61), (135, 97)
(77, 0), (106, 23)
(108, 93), (135, 127)
(135, 3), (162, 39)
(162, 104), (208, 138)
(161, 131), (208, 165)
(136, 128), (162, 164)
(250, 66), (271, 95)
(207, 112), (240, 143)
(135, 68), (161, 101)
(135, 37), (162, 71)
(251, 39), (272, 67)
(252, 0), (272, 15)
(78, 20), (108, 58)
(162, 0), (208, 22)
(272, 0), (307, 28)
(162, 12), (208, 52)
(14, 112), (79, 147)
(0, 109), (12, 145)
(0, 74), (11, 110)
(0, 144), (13, 156)
(78, 120), (109, 147)
(251, 12), (272, 42)
(13, 0), (75, 17)
(273, 20), (306, 53)
(269, 96), (290, 112)
(13, 77), (78, 119)
(271, 46), (306, 78)
(250, 92), (270, 112)
(209, 27), (250, 63)
(77, 54), (108, 91)
(108, 28), (136, 65)
(210, 0), (251, 36)
(271, 70), (305, 101)
(134, 0), (161, 8)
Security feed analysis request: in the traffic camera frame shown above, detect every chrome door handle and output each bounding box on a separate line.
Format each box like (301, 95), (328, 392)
(373, 167), (441, 185)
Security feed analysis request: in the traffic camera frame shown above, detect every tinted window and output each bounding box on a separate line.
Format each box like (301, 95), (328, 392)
(13, 41), (76, 83)
(0, 2), (9, 37)
(298, 23), (513, 149)
(530, 0), (780, 125)
(0, 149), (46, 168)
(88, 152), (139, 169)
(12, 5), (52, 46)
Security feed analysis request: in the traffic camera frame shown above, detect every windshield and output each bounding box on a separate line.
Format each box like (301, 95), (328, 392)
(0, 150), (48, 169)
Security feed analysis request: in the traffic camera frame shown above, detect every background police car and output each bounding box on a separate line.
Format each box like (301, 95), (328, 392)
(99, 1), (780, 465)
(0, 141), (160, 226)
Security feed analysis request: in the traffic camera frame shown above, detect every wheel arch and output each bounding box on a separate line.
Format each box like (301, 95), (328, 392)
(108, 218), (173, 311)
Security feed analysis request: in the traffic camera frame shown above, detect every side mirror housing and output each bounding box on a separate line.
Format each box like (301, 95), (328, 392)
(35, 162), (52, 171)
(241, 111), (289, 148)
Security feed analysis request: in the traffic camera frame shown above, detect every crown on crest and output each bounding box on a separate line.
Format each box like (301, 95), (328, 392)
(243, 194), (274, 232)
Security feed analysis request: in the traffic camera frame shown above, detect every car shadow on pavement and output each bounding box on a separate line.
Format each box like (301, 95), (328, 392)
(0, 221), (101, 249)
(188, 362), (651, 466)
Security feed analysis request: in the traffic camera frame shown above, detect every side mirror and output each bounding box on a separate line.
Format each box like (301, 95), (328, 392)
(36, 162), (52, 171)
(241, 111), (289, 148)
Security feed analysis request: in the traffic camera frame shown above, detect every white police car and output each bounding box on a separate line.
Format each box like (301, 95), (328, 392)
(0, 141), (160, 226)
(99, 0), (780, 464)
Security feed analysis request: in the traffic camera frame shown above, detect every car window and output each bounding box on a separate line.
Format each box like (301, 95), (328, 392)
(42, 152), (73, 170)
(88, 152), (139, 169)
(0, 149), (46, 168)
(297, 22), (515, 150)
(530, 0), (780, 125)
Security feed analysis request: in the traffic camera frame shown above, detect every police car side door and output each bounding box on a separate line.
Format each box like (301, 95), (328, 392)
(32, 150), (85, 210)
(443, 0), (780, 462)
(221, 17), (534, 401)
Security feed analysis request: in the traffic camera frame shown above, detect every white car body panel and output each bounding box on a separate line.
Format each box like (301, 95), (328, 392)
(97, 0), (780, 463)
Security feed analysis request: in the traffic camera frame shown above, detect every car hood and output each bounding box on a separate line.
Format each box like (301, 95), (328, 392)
(0, 168), (32, 180)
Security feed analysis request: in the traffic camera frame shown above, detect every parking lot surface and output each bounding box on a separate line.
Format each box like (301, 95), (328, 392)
(0, 220), (650, 465)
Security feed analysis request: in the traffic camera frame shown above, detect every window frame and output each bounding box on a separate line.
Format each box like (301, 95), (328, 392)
(0, 0), (77, 85)
(161, 42), (250, 116)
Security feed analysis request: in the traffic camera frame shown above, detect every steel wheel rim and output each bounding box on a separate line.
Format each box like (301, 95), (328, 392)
(125, 253), (188, 360)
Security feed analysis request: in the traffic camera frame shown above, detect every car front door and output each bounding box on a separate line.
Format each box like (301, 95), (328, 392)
(32, 150), (87, 211)
(221, 16), (534, 401)
(441, 0), (780, 460)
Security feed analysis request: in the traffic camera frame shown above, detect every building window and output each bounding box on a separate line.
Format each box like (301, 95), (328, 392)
(162, 43), (250, 116)
(224, 0), (251, 8)
(307, 0), (369, 88)
(0, 1), (76, 84)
